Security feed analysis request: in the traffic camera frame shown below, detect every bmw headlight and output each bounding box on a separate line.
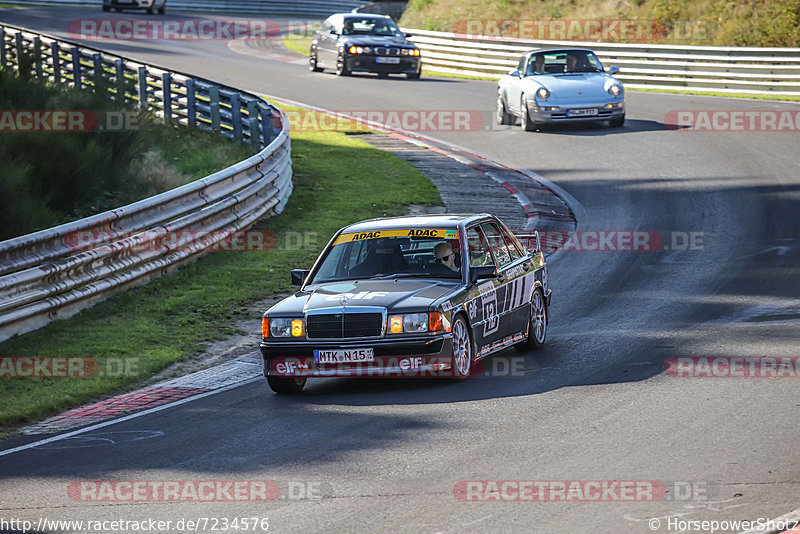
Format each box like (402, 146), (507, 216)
(607, 84), (622, 97)
(536, 87), (550, 100)
(348, 46), (365, 54)
(266, 317), (305, 338)
(401, 48), (421, 56)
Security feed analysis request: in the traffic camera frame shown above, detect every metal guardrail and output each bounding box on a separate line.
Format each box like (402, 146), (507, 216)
(0, 22), (293, 342)
(403, 28), (800, 96)
(6, 0), (366, 16)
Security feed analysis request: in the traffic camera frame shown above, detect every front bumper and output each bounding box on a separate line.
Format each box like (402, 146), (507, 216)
(528, 100), (624, 123)
(105, 0), (155, 7)
(261, 333), (454, 378)
(345, 55), (421, 74)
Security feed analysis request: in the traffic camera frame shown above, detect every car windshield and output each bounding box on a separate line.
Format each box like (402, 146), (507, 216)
(342, 17), (404, 37)
(309, 230), (463, 283)
(526, 50), (604, 75)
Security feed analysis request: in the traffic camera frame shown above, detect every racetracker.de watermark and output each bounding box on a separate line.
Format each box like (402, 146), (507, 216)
(666, 110), (800, 132)
(284, 109), (484, 132)
(514, 230), (708, 252)
(665, 356), (800, 378)
(0, 356), (139, 378)
(0, 110), (139, 132)
(67, 480), (326, 502)
(454, 480), (710, 502)
(67, 18), (280, 40)
(452, 19), (709, 42)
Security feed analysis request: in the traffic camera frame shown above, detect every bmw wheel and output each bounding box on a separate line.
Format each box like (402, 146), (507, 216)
(335, 53), (350, 76)
(309, 50), (322, 72)
(520, 95), (537, 131)
(267, 375), (307, 394)
(496, 92), (513, 125)
(450, 315), (474, 379)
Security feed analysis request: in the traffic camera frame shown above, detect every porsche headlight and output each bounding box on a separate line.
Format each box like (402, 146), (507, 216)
(269, 318), (305, 337)
(536, 87), (550, 100)
(607, 84), (622, 96)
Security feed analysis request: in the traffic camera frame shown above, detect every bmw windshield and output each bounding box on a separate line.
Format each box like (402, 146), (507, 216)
(342, 17), (405, 37)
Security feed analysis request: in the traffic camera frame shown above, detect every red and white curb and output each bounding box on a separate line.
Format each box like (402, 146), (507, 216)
(20, 355), (263, 435)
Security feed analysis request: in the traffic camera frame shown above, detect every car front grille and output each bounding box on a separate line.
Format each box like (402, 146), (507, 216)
(307, 313), (383, 339)
(375, 47), (400, 56)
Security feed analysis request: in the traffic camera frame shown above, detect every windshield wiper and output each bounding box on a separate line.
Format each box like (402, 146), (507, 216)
(373, 273), (457, 279)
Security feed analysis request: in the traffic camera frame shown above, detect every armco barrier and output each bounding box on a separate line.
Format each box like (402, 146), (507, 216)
(403, 28), (800, 96)
(4, 0), (366, 16)
(0, 22), (292, 342)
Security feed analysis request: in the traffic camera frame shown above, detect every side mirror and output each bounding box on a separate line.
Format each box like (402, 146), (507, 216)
(329, 28), (338, 35)
(469, 265), (499, 284)
(531, 230), (542, 253)
(405, 32), (413, 38)
(608, 65), (620, 75)
(291, 269), (311, 286)
(509, 69), (521, 77)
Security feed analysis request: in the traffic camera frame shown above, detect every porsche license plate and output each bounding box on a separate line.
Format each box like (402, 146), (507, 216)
(567, 108), (599, 117)
(375, 57), (400, 64)
(314, 348), (374, 363)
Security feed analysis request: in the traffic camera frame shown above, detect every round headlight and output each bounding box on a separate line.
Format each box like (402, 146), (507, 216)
(536, 87), (550, 100)
(608, 84), (622, 96)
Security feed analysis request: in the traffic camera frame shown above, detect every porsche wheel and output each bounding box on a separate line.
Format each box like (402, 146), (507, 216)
(267, 375), (307, 394)
(496, 92), (513, 125)
(609, 113), (625, 128)
(520, 95), (537, 132)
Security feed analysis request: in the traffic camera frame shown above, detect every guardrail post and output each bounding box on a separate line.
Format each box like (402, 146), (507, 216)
(114, 59), (125, 102)
(231, 92), (242, 141)
(50, 41), (60, 84)
(162, 72), (172, 124)
(0, 27), (6, 69)
(71, 46), (81, 89)
(186, 78), (196, 126)
(92, 53), (102, 94)
(209, 86), (220, 132)
(138, 66), (147, 110)
(247, 100), (260, 151)
(33, 36), (42, 79)
(260, 105), (273, 147)
(14, 32), (23, 70)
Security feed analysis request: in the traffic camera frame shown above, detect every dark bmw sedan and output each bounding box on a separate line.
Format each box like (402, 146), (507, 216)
(260, 214), (551, 394)
(309, 13), (422, 78)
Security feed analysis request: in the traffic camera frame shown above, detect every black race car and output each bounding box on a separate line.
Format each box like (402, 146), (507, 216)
(260, 214), (551, 394)
(309, 13), (422, 78)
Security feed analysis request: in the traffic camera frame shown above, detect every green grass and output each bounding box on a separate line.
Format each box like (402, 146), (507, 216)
(0, 106), (442, 431)
(283, 33), (312, 57)
(627, 87), (800, 102)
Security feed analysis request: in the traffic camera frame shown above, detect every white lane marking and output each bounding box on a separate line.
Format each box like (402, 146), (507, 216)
(739, 506), (800, 534)
(0, 376), (261, 458)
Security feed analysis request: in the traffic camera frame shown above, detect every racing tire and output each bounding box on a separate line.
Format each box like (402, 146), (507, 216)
(377, 72), (389, 78)
(496, 92), (513, 125)
(267, 375), (307, 394)
(335, 54), (350, 76)
(308, 51), (322, 72)
(407, 71), (421, 80)
(158, 5), (165, 14)
(516, 287), (547, 351)
(450, 315), (475, 380)
(609, 113), (625, 128)
(102, 5), (110, 11)
(520, 95), (537, 132)
(146, 6), (154, 14)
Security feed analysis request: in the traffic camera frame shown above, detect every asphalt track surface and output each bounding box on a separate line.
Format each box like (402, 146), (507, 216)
(1, 8), (800, 534)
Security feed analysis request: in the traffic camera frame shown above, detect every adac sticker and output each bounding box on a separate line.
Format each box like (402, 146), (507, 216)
(334, 228), (458, 245)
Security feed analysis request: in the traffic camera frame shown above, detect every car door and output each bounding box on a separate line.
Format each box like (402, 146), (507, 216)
(506, 54), (528, 114)
(481, 221), (530, 340)
(464, 225), (505, 356)
(316, 16), (340, 67)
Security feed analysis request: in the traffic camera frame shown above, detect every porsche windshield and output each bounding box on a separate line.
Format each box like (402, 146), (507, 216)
(527, 50), (604, 75)
(310, 231), (463, 283)
(342, 18), (404, 37)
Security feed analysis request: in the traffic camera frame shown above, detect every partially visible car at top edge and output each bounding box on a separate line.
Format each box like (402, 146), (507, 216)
(260, 214), (551, 394)
(309, 13), (422, 79)
(497, 48), (625, 131)
(103, 0), (166, 14)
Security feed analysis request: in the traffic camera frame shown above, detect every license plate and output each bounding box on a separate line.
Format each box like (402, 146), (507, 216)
(376, 57), (400, 64)
(314, 348), (374, 363)
(567, 108), (599, 117)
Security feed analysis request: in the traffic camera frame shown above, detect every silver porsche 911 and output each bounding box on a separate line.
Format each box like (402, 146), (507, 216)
(496, 48), (625, 131)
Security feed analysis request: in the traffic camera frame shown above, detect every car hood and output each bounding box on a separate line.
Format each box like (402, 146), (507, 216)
(268, 279), (460, 316)
(534, 73), (611, 99)
(340, 35), (413, 47)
